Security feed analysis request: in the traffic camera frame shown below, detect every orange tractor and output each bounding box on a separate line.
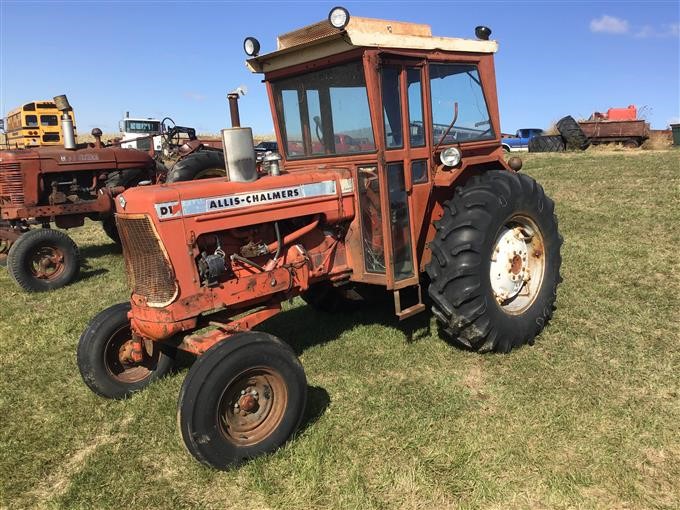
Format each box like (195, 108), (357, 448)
(78, 9), (562, 470)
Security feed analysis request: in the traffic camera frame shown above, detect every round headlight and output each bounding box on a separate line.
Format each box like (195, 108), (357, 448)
(328, 6), (350, 29)
(440, 147), (462, 167)
(475, 26), (492, 41)
(243, 37), (260, 57)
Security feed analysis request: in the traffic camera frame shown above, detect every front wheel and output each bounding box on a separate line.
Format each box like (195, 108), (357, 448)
(77, 302), (174, 399)
(177, 331), (307, 470)
(7, 228), (80, 292)
(426, 170), (562, 353)
(101, 216), (121, 245)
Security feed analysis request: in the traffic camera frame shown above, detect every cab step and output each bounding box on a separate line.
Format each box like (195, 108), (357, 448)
(393, 285), (426, 320)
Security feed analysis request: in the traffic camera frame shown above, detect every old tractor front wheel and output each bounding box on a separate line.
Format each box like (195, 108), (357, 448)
(7, 228), (80, 292)
(77, 302), (174, 399)
(177, 331), (307, 470)
(426, 170), (562, 353)
(101, 216), (121, 245)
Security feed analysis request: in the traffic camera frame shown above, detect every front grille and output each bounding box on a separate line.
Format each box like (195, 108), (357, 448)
(136, 138), (151, 151)
(0, 163), (25, 205)
(116, 215), (177, 306)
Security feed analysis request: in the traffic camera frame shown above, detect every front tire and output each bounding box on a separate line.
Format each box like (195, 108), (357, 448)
(77, 302), (174, 399)
(7, 228), (80, 292)
(177, 331), (307, 470)
(101, 216), (121, 245)
(426, 170), (562, 353)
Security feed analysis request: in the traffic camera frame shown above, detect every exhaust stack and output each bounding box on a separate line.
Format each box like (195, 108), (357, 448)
(221, 87), (257, 182)
(54, 94), (76, 150)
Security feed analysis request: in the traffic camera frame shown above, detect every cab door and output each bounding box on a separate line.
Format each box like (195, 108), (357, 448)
(378, 61), (429, 316)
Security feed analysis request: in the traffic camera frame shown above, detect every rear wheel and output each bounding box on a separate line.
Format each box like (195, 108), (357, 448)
(105, 168), (147, 188)
(177, 331), (307, 470)
(528, 135), (565, 153)
(302, 282), (391, 313)
(165, 151), (227, 182)
(7, 228), (80, 292)
(623, 139), (640, 149)
(556, 115), (590, 150)
(77, 302), (174, 399)
(426, 170), (562, 353)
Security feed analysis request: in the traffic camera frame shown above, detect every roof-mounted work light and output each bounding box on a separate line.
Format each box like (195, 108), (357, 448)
(328, 6), (350, 29)
(475, 26), (492, 40)
(243, 37), (261, 57)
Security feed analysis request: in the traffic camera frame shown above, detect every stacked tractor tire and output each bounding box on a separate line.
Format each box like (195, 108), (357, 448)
(529, 116), (590, 153)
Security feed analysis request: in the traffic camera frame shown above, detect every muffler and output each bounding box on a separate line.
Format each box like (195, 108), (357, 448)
(54, 94), (76, 150)
(221, 89), (257, 182)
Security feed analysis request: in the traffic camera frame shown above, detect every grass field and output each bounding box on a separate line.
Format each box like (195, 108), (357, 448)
(1, 150), (678, 509)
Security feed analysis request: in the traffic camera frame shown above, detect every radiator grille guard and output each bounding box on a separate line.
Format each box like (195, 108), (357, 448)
(116, 215), (178, 307)
(0, 163), (25, 205)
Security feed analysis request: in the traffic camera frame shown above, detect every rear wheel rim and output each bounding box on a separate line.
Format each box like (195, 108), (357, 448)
(217, 367), (287, 446)
(194, 167), (226, 179)
(103, 324), (157, 383)
(489, 215), (546, 314)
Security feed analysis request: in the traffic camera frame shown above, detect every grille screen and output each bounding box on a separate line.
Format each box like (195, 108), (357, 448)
(0, 163), (25, 205)
(116, 215), (177, 306)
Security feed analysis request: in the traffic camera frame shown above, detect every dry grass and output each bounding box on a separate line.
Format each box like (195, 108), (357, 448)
(643, 130), (674, 150)
(0, 150), (679, 509)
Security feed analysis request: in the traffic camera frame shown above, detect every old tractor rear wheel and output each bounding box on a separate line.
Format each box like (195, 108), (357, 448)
(302, 282), (392, 313)
(165, 151), (227, 183)
(426, 170), (562, 353)
(177, 331), (307, 470)
(528, 135), (565, 153)
(302, 282), (378, 312)
(77, 302), (174, 399)
(7, 228), (80, 292)
(556, 116), (590, 150)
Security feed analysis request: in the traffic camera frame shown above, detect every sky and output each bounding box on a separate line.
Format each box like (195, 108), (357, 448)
(1, 0), (678, 135)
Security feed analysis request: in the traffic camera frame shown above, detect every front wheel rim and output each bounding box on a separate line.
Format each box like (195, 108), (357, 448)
(30, 246), (65, 280)
(217, 367), (287, 446)
(489, 215), (546, 314)
(103, 325), (156, 383)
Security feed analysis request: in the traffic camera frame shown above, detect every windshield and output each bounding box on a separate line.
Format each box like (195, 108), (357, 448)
(124, 120), (160, 134)
(272, 61), (376, 159)
(429, 64), (494, 144)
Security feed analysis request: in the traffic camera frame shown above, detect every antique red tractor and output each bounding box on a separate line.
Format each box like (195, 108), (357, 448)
(0, 95), (164, 291)
(78, 9), (562, 470)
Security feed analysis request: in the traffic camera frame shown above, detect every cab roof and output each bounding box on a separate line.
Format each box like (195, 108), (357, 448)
(246, 16), (498, 74)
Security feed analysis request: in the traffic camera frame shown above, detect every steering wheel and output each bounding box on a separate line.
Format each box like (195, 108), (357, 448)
(313, 115), (324, 144)
(477, 127), (493, 138)
(160, 117), (179, 148)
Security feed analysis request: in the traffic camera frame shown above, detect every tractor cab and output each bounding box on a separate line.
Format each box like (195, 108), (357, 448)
(245, 9), (506, 316)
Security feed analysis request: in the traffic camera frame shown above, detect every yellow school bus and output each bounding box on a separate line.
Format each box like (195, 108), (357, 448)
(4, 100), (77, 148)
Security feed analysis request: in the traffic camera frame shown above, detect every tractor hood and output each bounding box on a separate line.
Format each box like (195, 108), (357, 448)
(1, 145), (154, 169)
(116, 169), (355, 230)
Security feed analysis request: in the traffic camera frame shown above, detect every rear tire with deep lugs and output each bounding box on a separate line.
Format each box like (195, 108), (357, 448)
(426, 170), (562, 353)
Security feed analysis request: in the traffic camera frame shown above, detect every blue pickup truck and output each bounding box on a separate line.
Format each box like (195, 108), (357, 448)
(501, 128), (544, 152)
